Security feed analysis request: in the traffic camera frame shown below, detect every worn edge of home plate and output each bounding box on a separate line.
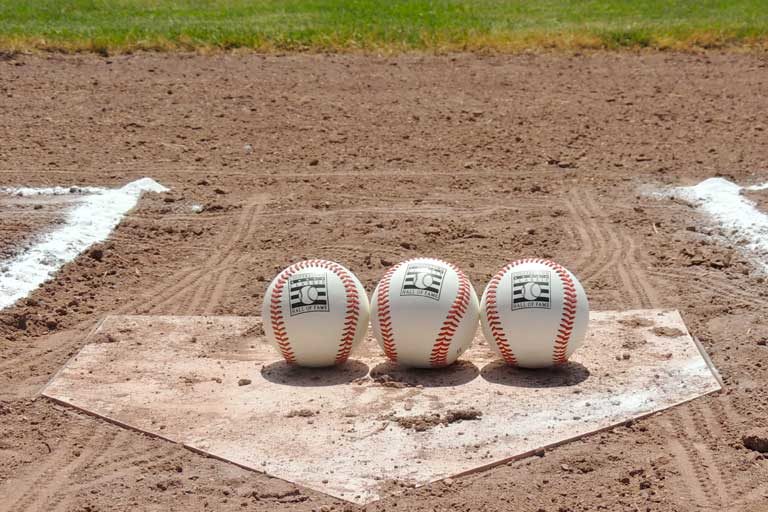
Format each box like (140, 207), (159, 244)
(38, 316), (301, 495)
(692, 335), (724, 388)
(38, 315), (108, 396)
(39, 311), (723, 505)
(450, 317), (724, 480)
(414, 310), (725, 486)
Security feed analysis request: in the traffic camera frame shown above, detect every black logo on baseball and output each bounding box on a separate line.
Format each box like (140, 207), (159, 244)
(400, 263), (446, 301)
(511, 271), (551, 310)
(289, 272), (329, 315)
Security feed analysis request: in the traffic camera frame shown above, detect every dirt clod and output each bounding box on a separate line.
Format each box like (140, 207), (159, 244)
(371, 373), (410, 388)
(92, 332), (118, 343)
(742, 430), (768, 453)
(619, 317), (654, 329)
(392, 408), (482, 432)
(652, 327), (685, 337)
(286, 409), (317, 418)
(88, 248), (104, 261)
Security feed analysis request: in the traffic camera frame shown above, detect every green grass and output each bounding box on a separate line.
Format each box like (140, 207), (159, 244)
(1, 0), (767, 53)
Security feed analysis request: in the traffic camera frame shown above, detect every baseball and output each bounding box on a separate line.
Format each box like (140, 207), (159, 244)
(371, 257), (480, 368)
(262, 259), (370, 367)
(480, 258), (589, 368)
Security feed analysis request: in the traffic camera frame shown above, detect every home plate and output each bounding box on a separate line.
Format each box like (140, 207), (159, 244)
(42, 310), (721, 504)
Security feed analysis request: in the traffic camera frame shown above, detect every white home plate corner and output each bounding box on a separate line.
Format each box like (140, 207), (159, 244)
(42, 311), (721, 504)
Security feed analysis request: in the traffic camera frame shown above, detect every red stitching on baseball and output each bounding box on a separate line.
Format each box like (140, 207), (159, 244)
(489, 258), (578, 366)
(268, 259), (360, 365)
(269, 262), (309, 364)
(484, 263), (519, 365)
(429, 260), (472, 368)
(376, 263), (403, 362)
(324, 262), (361, 365)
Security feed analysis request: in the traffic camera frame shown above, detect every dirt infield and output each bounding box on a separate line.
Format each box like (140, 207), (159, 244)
(1, 51), (767, 511)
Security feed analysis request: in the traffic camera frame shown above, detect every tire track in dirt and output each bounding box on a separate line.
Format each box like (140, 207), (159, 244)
(556, 200), (581, 263)
(0, 438), (85, 511)
(44, 428), (123, 512)
(38, 195), (271, 510)
(621, 232), (659, 308)
(563, 191), (626, 311)
(146, 194), (267, 315)
(128, 194), (262, 315)
(580, 188), (657, 308)
(709, 391), (768, 508)
(586, 188), (659, 308)
(643, 265), (754, 511)
(695, 398), (728, 441)
(0, 194), (266, 511)
(647, 269), (766, 306)
(659, 416), (712, 510)
(25, 196), (269, 510)
(0, 323), (95, 383)
(135, 267), (206, 314)
(688, 401), (740, 503)
(562, 193), (606, 283)
(1, 428), (118, 512)
(605, 225), (642, 308)
(171, 272), (213, 315)
(660, 408), (731, 509)
(190, 194), (268, 316)
(129, 202), (550, 225)
(203, 267), (235, 315)
(568, 189), (652, 309)
(665, 439), (711, 509)
(84, 429), (159, 470)
(576, 193), (629, 305)
(64, 445), (178, 500)
(0, 449), (80, 511)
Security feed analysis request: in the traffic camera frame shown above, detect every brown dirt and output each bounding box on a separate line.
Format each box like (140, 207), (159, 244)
(619, 317), (654, 328)
(0, 194), (75, 258)
(652, 326), (686, 338)
(1, 51), (768, 511)
(390, 408), (482, 432)
(742, 430), (768, 453)
(744, 189), (768, 213)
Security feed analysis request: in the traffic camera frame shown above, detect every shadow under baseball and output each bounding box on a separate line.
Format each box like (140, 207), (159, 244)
(480, 360), (590, 388)
(369, 359), (480, 388)
(260, 359), (370, 387)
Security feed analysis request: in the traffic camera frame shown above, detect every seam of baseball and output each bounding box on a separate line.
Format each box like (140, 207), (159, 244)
(544, 260), (577, 365)
(490, 258), (577, 366)
(484, 263), (519, 365)
(429, 260), (472, 367)
(319, 261), (361, 365)
(376, 262), (406, 362)
(269, 261), (313, 364)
